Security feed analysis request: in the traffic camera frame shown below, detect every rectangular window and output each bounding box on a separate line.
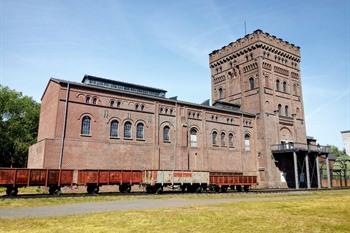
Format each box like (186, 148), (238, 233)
(245, 139), (250, 151)
(190, 135), (197, 147)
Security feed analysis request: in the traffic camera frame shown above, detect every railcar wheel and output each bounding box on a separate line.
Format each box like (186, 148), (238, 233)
(155, 185), (163, 194)
(236, 185), (242, 192)
(6, 187), (18, 197)
(180, 185), (186, 193)
(195, 185), (203, 193)
(119, 184), (131, 193)
(214, 185), (220, 193)
(220, 186), (228, 193)
(49, 186), (61, 195)
(243, 185), (250, 192)
(146, 185), (153, 194)
(87, 185), (99, 194)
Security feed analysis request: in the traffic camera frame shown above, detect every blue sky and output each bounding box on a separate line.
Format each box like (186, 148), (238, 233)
(1, 0), (349, 149)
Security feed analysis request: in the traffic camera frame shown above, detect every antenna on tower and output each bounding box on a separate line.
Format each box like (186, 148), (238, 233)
(244, 20), (247, 35)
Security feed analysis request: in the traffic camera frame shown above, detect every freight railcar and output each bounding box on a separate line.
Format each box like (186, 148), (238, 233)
(0, 168), (257, 196)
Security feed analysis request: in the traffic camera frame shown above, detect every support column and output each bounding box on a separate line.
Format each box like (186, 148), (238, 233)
(293, 152), (299, 189)
(316, 155), (321, 189)
(326, 155), (331, 189)
(305, 154), (311, 189)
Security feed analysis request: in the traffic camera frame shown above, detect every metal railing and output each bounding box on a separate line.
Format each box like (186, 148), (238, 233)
(271, 143), (330, 153)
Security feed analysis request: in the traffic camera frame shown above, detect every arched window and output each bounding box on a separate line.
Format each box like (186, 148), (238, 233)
(244, 134), (250, 151)
(163, 126), (170, 142)
(190, 128), (198, 147)
(92, 97), (97, 105)
(285, 105), (289, 116)
(283, 81), (287, 92)
(212, 131), (217, 145)
(249, 77), (254, 90)
(110, 120), (119, 138)
(278, 104), (282, 115)
(229, 133), (234, 147)
(85, 96), (90, 104)
(276, 79), (280, 91)
(81, 116), (91, 135)
(136, 123), (144, 139)
(221, 132), (226, 146)
(124, 121), (132, 138)
(110, 100), (115, 107)
(218, 88), (223, 99)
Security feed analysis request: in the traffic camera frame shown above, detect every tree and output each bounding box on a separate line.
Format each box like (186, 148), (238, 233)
(328, 145), (347, 158)
(0, 85), (40, 167)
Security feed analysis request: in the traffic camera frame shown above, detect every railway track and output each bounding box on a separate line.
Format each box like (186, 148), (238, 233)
(1, 186), (349, 199)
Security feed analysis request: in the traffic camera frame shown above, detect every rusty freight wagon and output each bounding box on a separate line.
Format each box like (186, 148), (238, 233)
(0, 168), (74, 196)
(0, 168), (257, 196)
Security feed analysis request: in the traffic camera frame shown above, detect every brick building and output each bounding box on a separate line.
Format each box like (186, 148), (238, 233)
(28, 30), (331, 188)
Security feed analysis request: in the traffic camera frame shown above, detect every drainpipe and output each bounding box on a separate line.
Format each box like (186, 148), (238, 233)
(59, 82), (70, 169)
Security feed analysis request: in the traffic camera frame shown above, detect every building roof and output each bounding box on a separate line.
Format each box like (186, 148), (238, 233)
(48, 77), (256, 117)
(341, 130), (350, 134)
(209, 29), (300, 56)
(82, 74), (167, 97)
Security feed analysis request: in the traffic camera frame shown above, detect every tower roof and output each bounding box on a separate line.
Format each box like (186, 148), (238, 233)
(209, 29), (300, 63)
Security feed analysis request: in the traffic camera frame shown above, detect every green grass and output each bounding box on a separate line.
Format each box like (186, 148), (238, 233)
(0, 190), (349, 233)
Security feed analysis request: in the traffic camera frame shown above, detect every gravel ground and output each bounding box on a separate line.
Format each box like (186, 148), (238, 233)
(0, 198), (238, 218)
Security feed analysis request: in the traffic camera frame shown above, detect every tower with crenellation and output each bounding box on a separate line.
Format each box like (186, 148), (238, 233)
(209, 30), (307, 188)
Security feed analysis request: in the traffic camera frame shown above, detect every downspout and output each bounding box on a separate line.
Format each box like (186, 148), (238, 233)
(59, 82), (70, 169)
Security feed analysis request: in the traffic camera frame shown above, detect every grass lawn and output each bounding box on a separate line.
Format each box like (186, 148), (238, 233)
(0, 190), (349, 233)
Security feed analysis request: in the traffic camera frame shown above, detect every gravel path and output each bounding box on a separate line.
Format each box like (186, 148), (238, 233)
(0, 198), (238, 218)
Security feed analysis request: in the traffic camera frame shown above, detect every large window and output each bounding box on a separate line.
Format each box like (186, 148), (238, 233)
(229, 133), (234, 147)
(221, 132), (226, 146)
(136, 123), (144, 139)
(249, 78), (254, 90)
(110, 120), (119, 137)
(163, 126), (170, 142)
(124, 121), (132, 138)
(81, 116), (91, 135)
(190, 128), (198, 147)
(218, 88), (223, 99)
(244, 134), (251, 151)
(278, 104), (282, 115)
(212, 131), (217, 145)
(283, 81), (287, 92)
(276, 79), (280, 91)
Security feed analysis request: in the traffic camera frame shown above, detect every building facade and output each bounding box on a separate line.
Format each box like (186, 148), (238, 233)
(341, 130), (350, 156)
(28, 30), (330, 188)
(209, 29), (307, 187)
